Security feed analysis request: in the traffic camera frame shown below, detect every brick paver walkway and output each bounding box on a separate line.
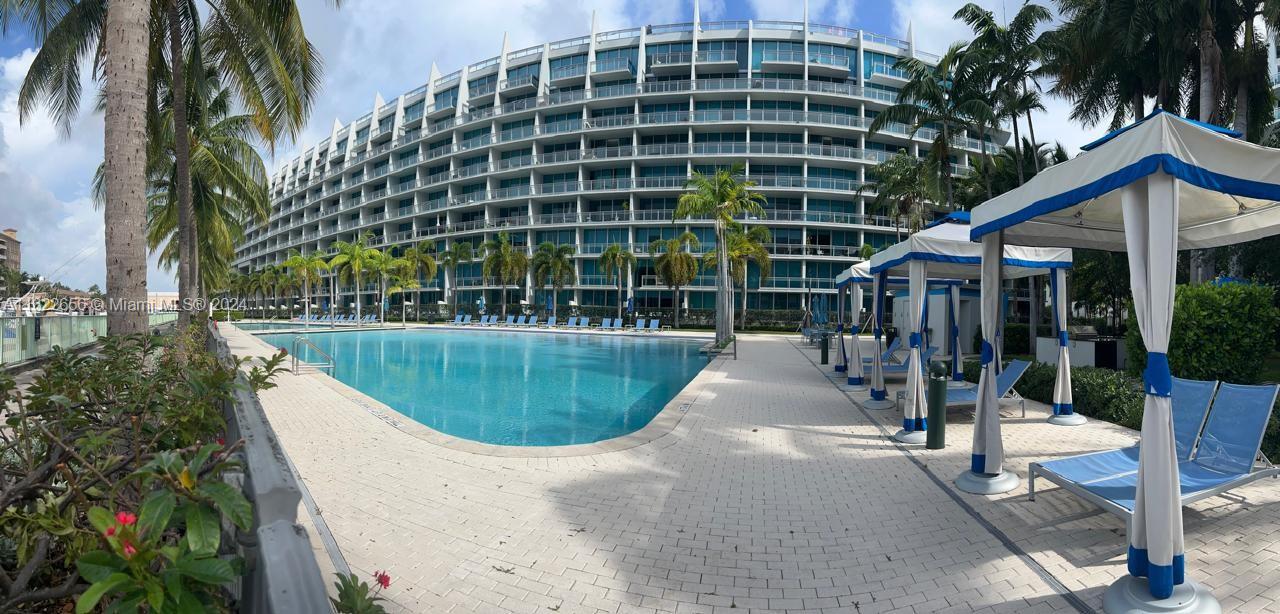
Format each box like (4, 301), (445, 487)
(223, 327), (1280, 613)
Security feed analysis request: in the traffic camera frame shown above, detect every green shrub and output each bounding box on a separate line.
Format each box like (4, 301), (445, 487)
(1125, 282), (1279, 384)
(210, 309), (244, 321)
(962, 358), (1144, 429)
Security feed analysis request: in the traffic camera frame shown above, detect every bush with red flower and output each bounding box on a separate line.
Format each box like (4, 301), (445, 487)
(332, 569), (393, 613)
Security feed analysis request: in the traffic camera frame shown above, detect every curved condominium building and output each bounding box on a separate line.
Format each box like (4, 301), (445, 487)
(234, 13), (1002, 314)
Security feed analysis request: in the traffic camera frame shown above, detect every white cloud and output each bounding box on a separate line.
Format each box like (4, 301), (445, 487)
(889, 0), (1108, 155)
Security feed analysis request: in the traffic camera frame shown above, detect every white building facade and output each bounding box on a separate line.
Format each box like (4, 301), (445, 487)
(233, 12), (1001, 315)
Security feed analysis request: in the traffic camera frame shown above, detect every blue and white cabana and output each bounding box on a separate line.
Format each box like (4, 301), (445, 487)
(970, 110), (1280, 612)
(835, 262), (911, 389)
(869, 221), (1072, 456)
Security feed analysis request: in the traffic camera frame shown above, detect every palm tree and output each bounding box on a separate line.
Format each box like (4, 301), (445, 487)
(675, 164), (766, 344)
(859, 244), (876, 261)
(599, 244), (636, 321)
(481, 232), (529, 318)
(858, 152), (942, 239)
(368, 248), (411, 323)
(14, 0), (326, 328)
(441, 241), (475, 315)
(386, 270), (421, 325)
(650, 232), (700, 329)
(329, 233), (377, 323)
(955, 139), (1069, 210)
(401, 241), (438, 321)
(530, 242), (576, 318)
(867, 43), (989, 210)
(258, 265), (280, 317)
(703, 224), (772, 329)
(283, 249), (329, 323)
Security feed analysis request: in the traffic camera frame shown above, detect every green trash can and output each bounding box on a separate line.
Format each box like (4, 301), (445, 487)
(819, 333), (830, 364)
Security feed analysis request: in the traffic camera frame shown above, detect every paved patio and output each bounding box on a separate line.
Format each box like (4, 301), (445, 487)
(222, 327), (1280, 613)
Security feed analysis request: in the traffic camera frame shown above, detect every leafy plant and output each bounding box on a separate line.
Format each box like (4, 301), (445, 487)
(332, 570), (392, 614)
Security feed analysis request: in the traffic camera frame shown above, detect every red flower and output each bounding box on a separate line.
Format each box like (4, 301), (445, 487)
(122, 541), (137, 558)
(104, 526), (116, 537)
(115, 511), (137, 527)
(372, 570), (391, 589)
(279, 347), (289, 356)
(216, 437), (226, 446)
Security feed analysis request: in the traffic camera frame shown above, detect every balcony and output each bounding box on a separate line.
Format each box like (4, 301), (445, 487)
(500, 74), (540, 96)
(807, 52), (851, 77)
(869, 64), (909, 86)
(760, 49), (805, 71)
(590, 58), (635, 80)
(693, 49), (737, 72)
(645, 52), (691, 75)
(469, 82), (497, 98)
(426, 98), (458, 120)
(549, 64), (587, 85)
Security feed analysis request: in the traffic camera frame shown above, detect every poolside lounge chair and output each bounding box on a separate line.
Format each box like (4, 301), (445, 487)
(599, 318), (612, 328)
(607, 319), (623, 330)
(516, 315), (529, 326)
(631, 318), (647, 331)
(450, 314), (463, 324)
(880, 347), (938, 378)
(542, 316), (557, 328)
(862, 337), (904, 365)
(563, 316), (577, 328)
(526, 317), (540, 327)
(1028, 381), (1278, 519)
(576, 317), (590, 328)
(937, 359), (1033, 417)
(646, 320), (660, 333)
(462, 314), (473, 325)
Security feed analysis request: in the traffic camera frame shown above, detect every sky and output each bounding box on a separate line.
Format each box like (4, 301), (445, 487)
(0, 0), (1109, 292)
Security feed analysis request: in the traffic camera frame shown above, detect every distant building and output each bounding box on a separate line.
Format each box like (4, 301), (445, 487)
(148, 291), (180, 311)
(0, 228), (20, 295)
(1270, 27), (1280, 121)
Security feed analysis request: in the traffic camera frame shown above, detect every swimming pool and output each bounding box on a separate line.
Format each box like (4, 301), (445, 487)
(232, 322), (315, 331)
(256, 329), (707, 446)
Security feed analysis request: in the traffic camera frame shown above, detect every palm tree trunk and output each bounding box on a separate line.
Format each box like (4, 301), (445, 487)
(103, 0), (150, 335)
(1198, 8), (1216, 123)
(1133, 92), (1145, 123)
(1235, 18), (1254, 136)
(673, 287), (680, 328)
(1009, 118), (1025, 186)
(715, 220), (732, 344)
(354, 272), (362, 322)
(616, 272), (623, 321)
(1023, 78), (1042, 173)
(739, 281), (748, 329)
(330, 275), (337, 327)
(303, 279), (310, 323)
(168, 0), (196, 328)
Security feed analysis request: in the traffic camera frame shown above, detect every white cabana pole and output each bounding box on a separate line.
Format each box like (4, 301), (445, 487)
(1048, 267), (1085, 426)
(865, 271), (893, 409)
(1107, 173), (1188, 605)
(847, 283), (866, 388)
(835, 284), (848, 373)
(893, 260), (928, 444)
(955, 232), (1020, 494)
(949, 284), (967, 386)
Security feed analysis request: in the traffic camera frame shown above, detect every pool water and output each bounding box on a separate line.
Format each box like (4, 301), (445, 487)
(232, 322), (315, 331)
(256, 329), (707, 446)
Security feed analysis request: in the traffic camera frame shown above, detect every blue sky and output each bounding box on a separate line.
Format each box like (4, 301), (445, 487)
(0, 0), (1104, 292)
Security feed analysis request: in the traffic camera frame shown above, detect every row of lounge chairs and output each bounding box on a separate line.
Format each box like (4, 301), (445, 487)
(446, 314), (664, 332)
(1029, 377), (1279, 519)
(293, 314), (379, 323)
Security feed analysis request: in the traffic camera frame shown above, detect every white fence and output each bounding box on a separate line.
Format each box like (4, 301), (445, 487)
(0, 313), (178, 365)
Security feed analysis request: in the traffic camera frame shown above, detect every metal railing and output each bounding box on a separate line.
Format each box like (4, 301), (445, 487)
(291, 335), (334, 374)
(0, 312), (177, 366)
(205, 322), (329, 613)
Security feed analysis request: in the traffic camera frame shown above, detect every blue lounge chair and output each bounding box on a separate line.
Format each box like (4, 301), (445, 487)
(461, 314), (472, 324)
(941, 359), (1033, 416)
(514, 315), (526, 326)
(607, 319), (622, 330)
(526, 316), (540, 327)
(542, 316), (557, 328)
(862, 337), (904, 365)
(880, 347), (938, 377)
(599, 318), (612, 328)
(500, 315), (512, 326)
(646, 320), (660, 332)
(564, 316), (577, 327)
(1029, 381), (1277, 519)
(576, 317), (590, 328)
(631, 318), (647, 331)
(450, 314), (463, 324)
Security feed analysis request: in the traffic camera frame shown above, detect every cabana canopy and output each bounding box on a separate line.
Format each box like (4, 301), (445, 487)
(969, 110), (1280, 611)
(870, 221), (1071, 279)
(971, 110), (1280, 251)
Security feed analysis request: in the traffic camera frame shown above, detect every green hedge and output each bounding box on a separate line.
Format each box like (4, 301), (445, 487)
(962, 358), (1279, 465)
(971, 323), (1055, 358)
(1125, 282), (1279, 384)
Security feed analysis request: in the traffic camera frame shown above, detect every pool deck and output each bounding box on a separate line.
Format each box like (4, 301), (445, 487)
(222, 327), (1280, 613)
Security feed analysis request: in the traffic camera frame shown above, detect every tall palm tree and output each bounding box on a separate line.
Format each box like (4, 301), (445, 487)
(599, 243), (636, 321)
(650, 232), (700, 329)
(368, 248), (410, 323)
(441, 241), (475, 315)
(530, 242), (576, 318)
(868, 42), (989, 210)
(386, 269), (421, 324)
(14, 0), (327, 327)
(283, 249), (329, 323)
(702, 224), (772, 329)
(329, 233), (377, 323)
(482, 232), (529, 318)
(401, 241), (438, 320)
(858, 152), (942, 239)
(257, 265), (280, 317)
(675, 164), (766, 344)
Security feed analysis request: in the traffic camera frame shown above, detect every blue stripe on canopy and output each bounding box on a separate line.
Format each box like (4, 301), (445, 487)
(1081, 109), (1241, 152)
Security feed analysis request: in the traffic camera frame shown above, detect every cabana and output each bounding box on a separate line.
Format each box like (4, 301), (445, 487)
(869, 219), (1072, 447)
(833, 261), (907, 389)
(969, 110), (1280, 612)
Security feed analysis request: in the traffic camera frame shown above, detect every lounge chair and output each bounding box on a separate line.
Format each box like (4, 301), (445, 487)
(450, 314), (463, 324)
(499, 315), (512, 326)
(1028, 381), (1278, 519)
(598, 318), (611, 328)
(646, 320), (660, 332)
(526, 316), (540, 327)
(542, 316), (557, 328)
(514, 315), (527, 326)
(937, 359), (1033, 417)
(576, 317), (590, 328)
(862, 337), (904, 365)
(880, 347), (938, 377)
(461, 314), (473, 324)
(607, 319), (623, 330)
(563, 316), (577, 328)
(631, 318), (647, 331)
